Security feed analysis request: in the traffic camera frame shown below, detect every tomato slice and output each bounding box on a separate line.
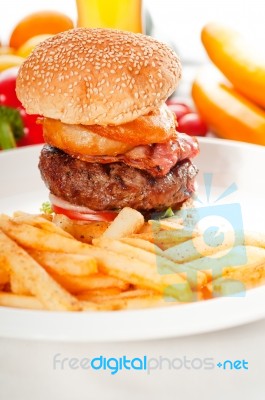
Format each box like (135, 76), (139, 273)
(52, 205), (117, 222)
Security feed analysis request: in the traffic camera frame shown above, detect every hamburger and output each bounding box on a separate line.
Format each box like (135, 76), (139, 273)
(16, 28), (199, 221)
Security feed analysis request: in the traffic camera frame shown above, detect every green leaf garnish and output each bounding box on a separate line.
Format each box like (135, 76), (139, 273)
(40, 201), (53, 214)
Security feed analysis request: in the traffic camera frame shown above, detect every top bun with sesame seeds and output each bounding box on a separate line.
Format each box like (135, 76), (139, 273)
(16, 28), (182, 126)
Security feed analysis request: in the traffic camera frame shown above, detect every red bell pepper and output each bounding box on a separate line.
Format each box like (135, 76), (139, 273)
(0, 67), (44, 149)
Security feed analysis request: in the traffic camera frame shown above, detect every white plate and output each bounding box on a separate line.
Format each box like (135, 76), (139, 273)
(0, 138), (265, 342)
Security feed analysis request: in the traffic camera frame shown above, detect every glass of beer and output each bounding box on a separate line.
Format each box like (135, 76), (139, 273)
(76, 0), (143, 33)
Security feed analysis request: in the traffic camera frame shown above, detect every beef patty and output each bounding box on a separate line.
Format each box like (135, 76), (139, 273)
(39, 145), (198, 211)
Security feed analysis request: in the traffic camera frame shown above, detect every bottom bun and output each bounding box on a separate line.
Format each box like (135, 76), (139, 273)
(39, 145), (198, 212)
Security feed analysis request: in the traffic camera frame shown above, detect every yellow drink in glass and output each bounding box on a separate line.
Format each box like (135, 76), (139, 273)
(76, 0), (143, 33)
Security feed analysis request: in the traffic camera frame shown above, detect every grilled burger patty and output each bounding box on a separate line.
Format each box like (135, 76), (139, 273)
(39, 145), (198, 211)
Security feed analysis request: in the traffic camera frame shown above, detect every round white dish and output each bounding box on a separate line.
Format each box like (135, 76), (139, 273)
(0, 138), (264, 342)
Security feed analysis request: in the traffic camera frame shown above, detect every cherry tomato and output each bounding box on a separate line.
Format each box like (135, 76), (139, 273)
(52, 205), (117, 222)
(177, 113), (208, 136)
(167, 103), (191, 121)
(16, 108), (44, 146)
(0, 67), (22, 108)
(166, 98), (191, 108)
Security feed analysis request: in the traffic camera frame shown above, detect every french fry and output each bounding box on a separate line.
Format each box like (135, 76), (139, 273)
(120, 237), (208, 289)
(28, 250), (97, 276)
(50, 273), (130, 294)
(53, 214), (109, 243)
(120, 237), (165, 256)
(164, 230), (265, 265)
(108, 288), (155, 299)
(164, 230), (236, 263)
(0, 230), (80, 311)
(177, 245), (265, 280)
(209, 259), (265, 295)
(52, 214), (74, 235)
(119, 237), (206, 288)
(0, 292), (44, 310)
(94, 237), (206, 289)
(81, 289), (175, 311)
(129, 232), (159, 242)
(0, 267), (9, 286)
(245, 231), (265, 249)
(207, 257), (265, 298)
(92, 238), (192, 301)
(0, 215), (91, 253)
(72, 222), (110, 243)
(223, 261), (265, 286)
(12, 212), (73, 238)
(131, 228), (199, 250)
(102, 207), (144, 239)
(13, 211), (53, 221)
(81, 296), (173, 310)
(93, 237), (160, 268)
(39, 213), (53, 221)
(77, 287), (123, 300)
(76, 274), (130, 291)
(148, 219), (184, 231)
(138, 222), (156, 234)
(206, 279), (245, 298)
(10, 274), (30, 295)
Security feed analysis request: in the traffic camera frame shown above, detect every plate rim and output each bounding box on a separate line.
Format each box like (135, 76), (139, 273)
(0, 286), (265, 342)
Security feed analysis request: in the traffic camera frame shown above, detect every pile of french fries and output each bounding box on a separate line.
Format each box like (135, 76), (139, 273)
(0, 207), (265, 312)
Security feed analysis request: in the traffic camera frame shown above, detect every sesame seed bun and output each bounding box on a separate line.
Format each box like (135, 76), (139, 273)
(16, 28), (182, 126)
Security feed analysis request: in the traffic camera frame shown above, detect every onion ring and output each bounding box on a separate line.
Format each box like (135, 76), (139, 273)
(43, 104), (177, 157)
(43, 118), (134, 156)
(86, 104), (177, 145)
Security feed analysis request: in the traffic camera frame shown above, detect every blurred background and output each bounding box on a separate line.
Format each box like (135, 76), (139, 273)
(0, 0), (264, 149)
(0, 0), (264, 61)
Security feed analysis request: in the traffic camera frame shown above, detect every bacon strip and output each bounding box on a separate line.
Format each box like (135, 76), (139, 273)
(71, 133), (199, 177)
